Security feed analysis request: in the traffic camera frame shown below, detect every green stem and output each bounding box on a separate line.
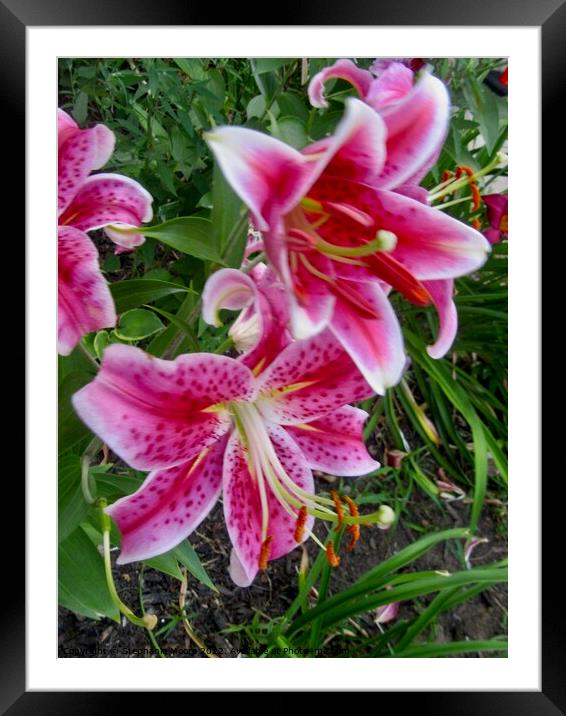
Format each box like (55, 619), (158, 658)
(80, 437), (102, 504)
(98, 499), (157, 631)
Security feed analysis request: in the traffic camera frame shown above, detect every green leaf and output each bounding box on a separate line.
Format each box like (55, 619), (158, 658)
(58, 454), (90, 542)
(277, 92), (309, 124)
(59, 370), (95, 454)
(276, 117), (308, 149)
(110, 278), (189, 313)
(393, 640), (508, 658)
(144, 551), (183, 581)
(133, 217), (221, 262)
(72, 90), (88, 125)
(173, 58), (206, 80)
(93, 331), (110, 361)
(246, 94), (266, 120)
(211, 161), (248, 268)
(172, 540), (217, 591)
(114, 308), (165, 341)
(59, 527), (120, 622)
(253, 58), (293, 74)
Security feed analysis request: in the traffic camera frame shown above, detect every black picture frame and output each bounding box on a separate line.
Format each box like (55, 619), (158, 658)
(10, 0), (553, 709)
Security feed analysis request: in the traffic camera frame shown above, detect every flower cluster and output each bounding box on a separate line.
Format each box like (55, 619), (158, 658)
(67, 60), (492, 586)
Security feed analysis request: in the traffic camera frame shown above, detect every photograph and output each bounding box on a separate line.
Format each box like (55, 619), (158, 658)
(56, 56), (509, 660)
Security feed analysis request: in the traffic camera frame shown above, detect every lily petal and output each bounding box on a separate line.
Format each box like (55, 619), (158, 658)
(424, 279), (458, 359)
(256, 331), (374, 425)
(365, 62), (414, 110)
(205, 125), (316, 231)
(202, 269), (257, 328)
(287, 406), (379, 476)
(223, 427), (314, 586)
(59, 174), (153, 250)
(308, 59), (373, 109)
(106, 436), (228, 564)
(58, 123), (115, 215)
(58, 226), (116, 356)
(329, 279), (406, 394)
(72, 345), (256, 471)
(305, 97), (388, 186)
(375, 72), (449, 190)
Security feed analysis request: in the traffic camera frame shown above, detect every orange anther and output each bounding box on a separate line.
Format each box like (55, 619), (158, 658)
(471, 183), (482, 212)
(258, 536), (273, 570)
(455, 164), (475, 179)
(441, 169), (453, 183)
(294, 507), (308, 543)
(331, 490), (345, 527)
(326, 542), (341, 568)
(343, 495), (361, 552)
(472, 218), (481, 230)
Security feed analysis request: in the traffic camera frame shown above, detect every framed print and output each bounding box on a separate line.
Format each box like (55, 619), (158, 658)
(6, 0), (554, 708)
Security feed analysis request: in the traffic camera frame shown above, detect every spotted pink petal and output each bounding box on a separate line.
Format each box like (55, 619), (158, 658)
(106, 435), (228, 564)
(72, 344), (256, 471)
(374, 72), (449, 190)
(58, 226), (116, 356)
(256, 331), (374, 425)
(365, 62), (414, 110)
(205, 125), (317, 231)
(308, 59), (373, 109)
(58, 122), (115, 215)
(329, 279), (406, 395)
(285, 249), (336, 340)
(59, 174), (153, 250)
(287, 406), (379, 476)
(423, 279), (458, 359)
(58, 108), (79, 149)
(371, 188), (491, 280)
(223, 427), (314, 587)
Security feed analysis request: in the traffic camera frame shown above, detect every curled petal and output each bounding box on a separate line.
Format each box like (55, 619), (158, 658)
(72, 344), (256, 471)
(202, 269), (257, 328)
(424, 279), (458, 359)
(58, 226), (116, 356)
(287, 406), (379, 476)
(223, 428), (314, 587)
(59, 174), (153, 249)
(365, 62), (414, 110)
(205, 125), (316, 230)
(375, 72), (450, 190)
(308, 59), (373, 109)
(106, 436), (228, 564)
(256, 331), (373, 425)
(304, 97), (387, 186)
(329, 279), (406, 395)
(58, 123), (115, 215)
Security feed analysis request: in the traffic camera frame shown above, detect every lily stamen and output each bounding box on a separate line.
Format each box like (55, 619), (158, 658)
(294, 506), (308, 543)
(258, 536), (273, 570)
(326, 542), (341, 568)
(331, 490), (345, 527)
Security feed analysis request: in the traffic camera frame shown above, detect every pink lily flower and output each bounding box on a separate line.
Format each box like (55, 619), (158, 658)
(72, 332), (383, 586)
(205, 97), (490, 393)
(482, 193), (508, 245)
(57, 109), (153, 355)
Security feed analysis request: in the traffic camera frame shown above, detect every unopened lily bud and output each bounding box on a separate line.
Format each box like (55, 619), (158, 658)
(143, 613), (158, 630)
(376, 505), (395, 530)
(375, 601), (400, 625)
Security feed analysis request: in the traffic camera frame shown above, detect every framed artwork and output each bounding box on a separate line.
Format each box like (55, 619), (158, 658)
(6, 0), (553, 707)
